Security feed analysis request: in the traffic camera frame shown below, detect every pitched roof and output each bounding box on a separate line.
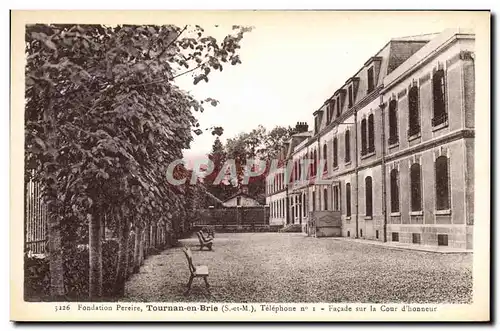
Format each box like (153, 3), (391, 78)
(204, 190), (224, 204)
(222, 192), (260, 203)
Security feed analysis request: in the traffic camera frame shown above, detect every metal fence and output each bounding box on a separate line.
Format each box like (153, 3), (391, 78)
(25, 178), (48, 255)
(195, 206), (270, 228)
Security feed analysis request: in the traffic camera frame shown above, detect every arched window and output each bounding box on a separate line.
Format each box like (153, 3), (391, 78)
(408, 85), (420, 137)
(333, 137), (338, 168)
(323, 143), (328, 173)
(365, 176), (373, 217)
(435, 156), (450, 210)
(390, 169), (400, 213)
(388, 99), (398, 145)
(361, 119), (367, 155)
(345, 130), (351, 163)
(368, 114), (375, 153)
(432, 69), (447, 126)
(323, 188), (328, 210)
(346, 183), (351, 217)
(410, 163), (422, 212)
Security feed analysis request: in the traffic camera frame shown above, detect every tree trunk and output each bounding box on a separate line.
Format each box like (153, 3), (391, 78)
(145, 223), (150, 257)
(139, 228), (145, 265)
(44, 98), (65, 300)
(47, 214), (65, 299)
(113, 218), (130, 297)
(89, 213), (103, 300)
(133, 224), (141, 273)
(152, 222), (157, 250)
(124, 230), (133, 278)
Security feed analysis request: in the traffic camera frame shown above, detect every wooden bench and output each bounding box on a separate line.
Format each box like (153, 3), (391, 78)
(182, 247), (210, 295)
(202, 226), (215, 238)
(196, 231), (213, 251)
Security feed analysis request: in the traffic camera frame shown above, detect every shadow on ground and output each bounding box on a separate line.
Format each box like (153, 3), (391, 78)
(122, 232), (472, 303)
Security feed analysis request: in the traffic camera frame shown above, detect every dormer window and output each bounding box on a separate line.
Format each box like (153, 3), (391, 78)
(367, 67), (375, 93)
(327, 100), (335, 124)
(364, 56), (382, 94)
(348, 85), (354, 108)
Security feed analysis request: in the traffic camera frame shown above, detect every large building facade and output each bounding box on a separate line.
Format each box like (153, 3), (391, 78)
(266, 28), (475, 249)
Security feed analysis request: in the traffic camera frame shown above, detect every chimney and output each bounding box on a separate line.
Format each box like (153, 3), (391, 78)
(295, 121), (309, 133)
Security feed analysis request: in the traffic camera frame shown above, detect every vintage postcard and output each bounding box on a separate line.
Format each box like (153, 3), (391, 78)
(10, 10), (491, 322)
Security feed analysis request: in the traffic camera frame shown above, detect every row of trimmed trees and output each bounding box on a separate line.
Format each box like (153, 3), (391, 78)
(24, 23), (250, 300)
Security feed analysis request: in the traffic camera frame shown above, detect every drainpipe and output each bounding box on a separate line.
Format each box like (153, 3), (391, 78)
(354, 111), (359, 239)
(379, 95), (388, 243)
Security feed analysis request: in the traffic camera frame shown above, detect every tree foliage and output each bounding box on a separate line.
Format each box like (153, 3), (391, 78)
(24, 23), (251, 299)
(204, 125), (294, 202)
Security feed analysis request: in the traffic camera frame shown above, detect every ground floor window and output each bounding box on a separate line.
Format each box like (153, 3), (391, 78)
(438, 234), (448, 246)
(333, 185), (341, 211)
(346, 183), (351, 217)
(392, 232), (399, 242)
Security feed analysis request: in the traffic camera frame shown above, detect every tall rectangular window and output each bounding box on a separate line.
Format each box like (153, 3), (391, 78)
(346, 183), (351, 217)
(323, 188), (328, 210)
(365, 176), (373, 217)
(368, 114), (375, 153)
(348, 85), (354, 108)
(367, 67), (375, 93)
(388, 100), (398, 145)
(435, 156), (450, 210)
(345, 130), (351, 163)
(323, 144), (328, 173)
(302, 193), (306, 216)
(410, 163), (422, 212)
(312, 191), (316, 211)
(390, 169), (400, 213)
(432, 69), (447, 126)
(408, 85), (420, 137)
(336, 97), (341, 117)
(361, 119), (367, 155)
(333, 138), (338, 168)
(333, 186), (341, 211)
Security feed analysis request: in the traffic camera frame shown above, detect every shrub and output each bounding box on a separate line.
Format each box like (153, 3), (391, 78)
(25, 240), (120, 301)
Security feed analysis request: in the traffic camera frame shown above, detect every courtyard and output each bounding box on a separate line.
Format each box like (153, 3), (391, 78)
(122, 233), (472, 303)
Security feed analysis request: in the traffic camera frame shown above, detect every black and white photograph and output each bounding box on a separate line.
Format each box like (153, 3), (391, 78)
(10, 10), (491, 322)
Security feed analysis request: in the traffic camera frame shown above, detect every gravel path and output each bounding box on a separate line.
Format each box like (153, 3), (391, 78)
(122, 233), (472, 303)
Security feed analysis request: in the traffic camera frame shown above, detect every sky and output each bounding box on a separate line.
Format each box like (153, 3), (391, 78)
(174, 11), (480, 166)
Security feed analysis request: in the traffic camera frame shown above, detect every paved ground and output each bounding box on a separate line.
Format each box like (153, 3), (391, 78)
(122, 233), (472, 303)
